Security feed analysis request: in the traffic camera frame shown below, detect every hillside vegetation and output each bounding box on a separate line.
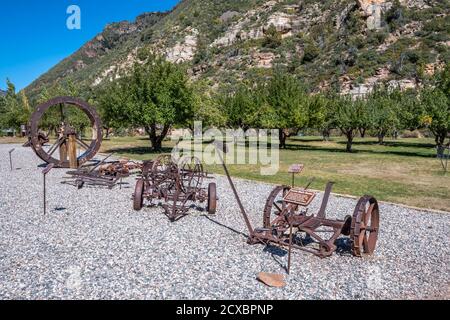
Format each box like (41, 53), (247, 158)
(25, 0), (449, 99)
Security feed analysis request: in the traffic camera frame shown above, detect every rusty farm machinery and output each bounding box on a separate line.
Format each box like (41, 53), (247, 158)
(213, 142), (380, 260)
(27, 96), (103, 169)
(133, 155), (217, 222)
(27, 96), (142, 189)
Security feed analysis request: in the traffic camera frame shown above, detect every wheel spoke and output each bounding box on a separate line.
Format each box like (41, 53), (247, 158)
(47, 138), (64, 156)
(273, 202), (283, 214)
(76, 138), (90, 150)
(362, 233), (370, 252)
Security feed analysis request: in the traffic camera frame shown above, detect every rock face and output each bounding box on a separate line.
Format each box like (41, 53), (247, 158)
(166, 29), (199, 63)
(252, 51), (276, 68)
(357, 0), (389, 30)
(25, 0), (447, 100)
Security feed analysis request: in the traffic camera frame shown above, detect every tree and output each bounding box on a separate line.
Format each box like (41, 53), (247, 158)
(307, 93), (334, 141)
(367, 87), (400, 144)
(420, 87), (449, 151)
(261, 72), (310, 148)
(191, 80), (226, 130)
(263, 24), (282, 48)
(419, 64), (450, 153)
(332, 95), (365, 152)
(93, 83), (128, 139)
(220, 83), (261, 131)
(0, 80), (32, 134)
(101, 53), (194, 151)
(397, 89), (423, 131)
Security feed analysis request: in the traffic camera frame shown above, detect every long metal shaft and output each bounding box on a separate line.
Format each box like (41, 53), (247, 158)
(216, 149), (254, 236)
(43, 174), (46, 215)
(288, 222), (294, 274)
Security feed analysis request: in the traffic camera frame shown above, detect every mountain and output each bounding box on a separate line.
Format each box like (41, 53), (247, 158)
(0, 89), (6, 97)
(26, 0), (449, 99)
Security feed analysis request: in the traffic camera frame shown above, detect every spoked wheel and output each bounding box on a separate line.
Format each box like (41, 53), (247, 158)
(178, 156), (204, 192)
(29, 97), (102, 168)
(263, 185), (291, 230)
(207, 183), (217, 215)
(133, 179), (145, 211)
(351, 196), (380, 257)
(151, 155), (178, 191)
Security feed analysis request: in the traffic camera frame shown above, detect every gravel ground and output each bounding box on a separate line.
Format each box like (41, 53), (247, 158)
(0, 144), (449, 300)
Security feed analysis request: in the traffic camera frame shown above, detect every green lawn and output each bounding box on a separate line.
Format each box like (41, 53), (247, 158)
(3, 135), (449, 211)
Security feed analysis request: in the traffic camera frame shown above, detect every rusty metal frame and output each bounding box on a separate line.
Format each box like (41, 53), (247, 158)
(133, 155), (217, 222)
(214, 141), (380, 259)
(28, 96), (103, 168)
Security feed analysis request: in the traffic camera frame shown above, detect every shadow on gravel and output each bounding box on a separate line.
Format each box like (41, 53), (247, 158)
(334, 238), (353, 256)
(202, 215), (248, 238)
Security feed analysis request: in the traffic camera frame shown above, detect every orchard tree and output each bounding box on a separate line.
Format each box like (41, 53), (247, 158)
(262, 72), (310, 148)
(367, 87), (400, 144)
(94, 83), (129, 138)
(307, 93), (334, 141)
(1, 80), (32, 133)
(101, 53), (194, 151)
(332, 94), (365, 152)
(420, 87), (449, 151)
(191, 80), (226, 131)
(220, 83), (262, 131)
(397, 89), (423, 131)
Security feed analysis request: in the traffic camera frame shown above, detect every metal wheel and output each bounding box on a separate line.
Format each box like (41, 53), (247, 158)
(29, 96), (102, 168)
(133, 179), (144, 211)
(263, 185), (291, 229)
(207, 183), (217, 215)
(351, 196), (380, 257)
(179, 156), (204, 192)
(151, 155), (177, 191)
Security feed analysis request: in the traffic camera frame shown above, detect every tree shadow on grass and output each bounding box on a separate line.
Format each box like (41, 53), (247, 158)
(283, 142), (436, 158)
(337, 140), (436, 149)
(104, 146), (174, 156)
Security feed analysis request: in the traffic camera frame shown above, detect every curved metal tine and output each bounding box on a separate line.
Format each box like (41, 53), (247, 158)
(47, 137), (65, 156)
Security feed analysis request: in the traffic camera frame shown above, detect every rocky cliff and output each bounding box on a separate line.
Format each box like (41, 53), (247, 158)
(26, 0), (449, 99)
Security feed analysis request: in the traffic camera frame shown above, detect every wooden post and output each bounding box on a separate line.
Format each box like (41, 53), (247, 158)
(68, 134), (78, 169)
(59, 140), (67, 163)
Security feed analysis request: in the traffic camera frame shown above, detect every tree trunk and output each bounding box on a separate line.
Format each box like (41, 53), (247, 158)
(104, 127), (111, 139)
(146, 124), (171, 152)
(279, 129), (287, 149)
(322, 129), (330, 141)
(359, 128), (366, 138)
(345, 131), (353, 152)
(435, 131), (448, 157)
(378, 131), (386, 145)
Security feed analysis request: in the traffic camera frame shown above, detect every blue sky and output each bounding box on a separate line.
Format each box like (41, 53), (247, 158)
(0, 0), (180, 91)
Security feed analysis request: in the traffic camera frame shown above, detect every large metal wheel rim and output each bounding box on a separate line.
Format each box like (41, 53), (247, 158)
(179, 156), (204, 192)
(29, 96), (102, 168)
(207, 183), (217, 215)
(151, 154), (177, 191)
(351, 196), (380, 257)
(133, 179), (145, 211)
(263, 185), (291, 229)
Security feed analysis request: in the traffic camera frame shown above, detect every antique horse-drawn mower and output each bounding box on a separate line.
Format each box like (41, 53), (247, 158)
(214, 142), (379, 259)
(133, 155), (217, 221)
(27, 96), (103, 169)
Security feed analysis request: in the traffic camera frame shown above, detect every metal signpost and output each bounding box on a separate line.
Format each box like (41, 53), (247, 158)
(42, 163), (55, 215)
(9, 148), (15, 171)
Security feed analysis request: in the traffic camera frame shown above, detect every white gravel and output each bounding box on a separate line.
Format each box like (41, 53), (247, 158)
(0, 144), (449, 300)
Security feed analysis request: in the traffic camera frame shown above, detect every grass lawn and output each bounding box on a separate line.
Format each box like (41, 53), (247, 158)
(2, 135), (449, 212)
